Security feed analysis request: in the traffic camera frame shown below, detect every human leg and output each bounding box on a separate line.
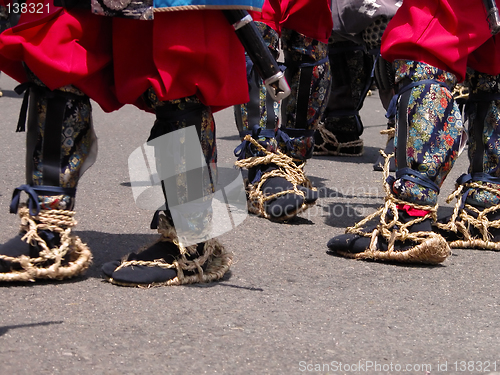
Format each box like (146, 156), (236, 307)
(314, 36), (370, 156)
(436, 70), (500, 249)
(233, 22), (319, 221)
(102, 91), (232, 287)
(327, 60), (463, 263)
(0, 73), (94, 281)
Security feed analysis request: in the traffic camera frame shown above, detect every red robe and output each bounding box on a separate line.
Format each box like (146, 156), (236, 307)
(251, 0), (333, 43)
(0, 1), (249, 112)
(381, 0), (500, 82)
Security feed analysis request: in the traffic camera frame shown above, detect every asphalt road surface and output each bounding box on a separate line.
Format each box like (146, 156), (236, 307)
(1, 73), (499, 375)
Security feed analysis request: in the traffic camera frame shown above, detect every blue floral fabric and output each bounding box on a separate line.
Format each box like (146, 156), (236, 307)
(236, 25), (332, 161)
(464, 70), (500, 207)
(391, 60), (462, 206)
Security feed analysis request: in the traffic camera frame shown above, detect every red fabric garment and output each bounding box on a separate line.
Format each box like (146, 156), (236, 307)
(0, 1), (248, 112)
(0, 7), (119, 111)
(112, 12), (248, 112)
(250, 0), (333, 43)
(381, 0), (500, 82)
(397, 204), (430, 218)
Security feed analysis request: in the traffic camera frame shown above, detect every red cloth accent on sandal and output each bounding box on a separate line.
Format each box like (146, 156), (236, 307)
(397, 204), (430, 217)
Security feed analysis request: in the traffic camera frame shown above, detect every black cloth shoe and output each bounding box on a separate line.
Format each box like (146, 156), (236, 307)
(435, 206), (500, 249)
(313, 118), (363, 156)
(327, 210), (450, 264)
(101, 240), (182, 286)
(249, 164), (317, 221)
(0, 230), (60, 273)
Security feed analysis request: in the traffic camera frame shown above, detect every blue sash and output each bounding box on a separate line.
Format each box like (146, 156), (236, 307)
(154, 0), (263, 10)
(91, 0), (263, 19)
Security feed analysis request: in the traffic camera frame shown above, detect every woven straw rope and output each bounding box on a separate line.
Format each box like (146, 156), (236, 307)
(340, 151), (450, 264)
(0, 206), (92, 282)
(110, 213), (233, 287)
(435, 181), (500, 250)
(235, 134), (317, 221)
(313, 122), (364, 156)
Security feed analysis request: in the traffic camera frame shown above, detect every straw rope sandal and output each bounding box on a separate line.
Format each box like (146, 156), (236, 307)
(235, 134), (318, 222)
(434, 179), (500, 250)
(102, 213), (233, 288)
(327, 152), (451, 264)
(0, 206), (92, 282)
(313, 121), (364, 157)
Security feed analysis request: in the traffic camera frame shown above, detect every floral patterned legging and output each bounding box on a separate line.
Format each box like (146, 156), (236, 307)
(392, 60), (500, 208)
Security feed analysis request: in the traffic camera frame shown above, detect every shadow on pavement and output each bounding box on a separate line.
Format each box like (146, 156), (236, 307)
(0, 321), (64, 337)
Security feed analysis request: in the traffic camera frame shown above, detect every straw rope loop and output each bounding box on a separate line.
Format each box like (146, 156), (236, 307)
(346, 151), (439, 248)
(380, 127), (396, 138)
(333, 147), (450, 264)
(235, 134), (317, 221)
(435, 180), (500, 249)
(0, 205), (92, 282)
(109, 212), (233, 287)
(313, 122), (364, 156)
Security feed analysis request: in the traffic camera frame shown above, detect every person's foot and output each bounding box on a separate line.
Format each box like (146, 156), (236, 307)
(235, 134), (318, 221)
(327, 209), (450, 264)
(435, 205), (500, 250)
(0, 229), (62, 272)
(0, 233), (34, 273)
(102, 212), (233, 287)
(102, 240), (182, 286)
(247, 163), (318, 221)
(313, 118), (363, 156)
(0, 224), (92, 282)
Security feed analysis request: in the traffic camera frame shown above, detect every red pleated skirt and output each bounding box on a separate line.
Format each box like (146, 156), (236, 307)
(0, 2), (249, 112)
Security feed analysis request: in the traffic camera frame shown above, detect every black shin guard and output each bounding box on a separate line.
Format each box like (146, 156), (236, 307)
(281, 28), (331, 161)
(102, 93), (232, 286)
(234, 22), (280, 142)
(1, 76), (93, 280)
(315, 40), (371, 156)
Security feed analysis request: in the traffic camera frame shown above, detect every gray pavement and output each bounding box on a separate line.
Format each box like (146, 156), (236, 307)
(1, 73), (499, 375)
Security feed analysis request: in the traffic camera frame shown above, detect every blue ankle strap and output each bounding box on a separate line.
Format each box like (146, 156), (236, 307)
(234, 125), (275, 160)
(10, 185), (76, 216)
(387, 167), (440, 195)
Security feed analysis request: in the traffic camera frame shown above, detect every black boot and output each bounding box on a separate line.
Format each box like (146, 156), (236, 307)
(314, 39), (369, 156)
